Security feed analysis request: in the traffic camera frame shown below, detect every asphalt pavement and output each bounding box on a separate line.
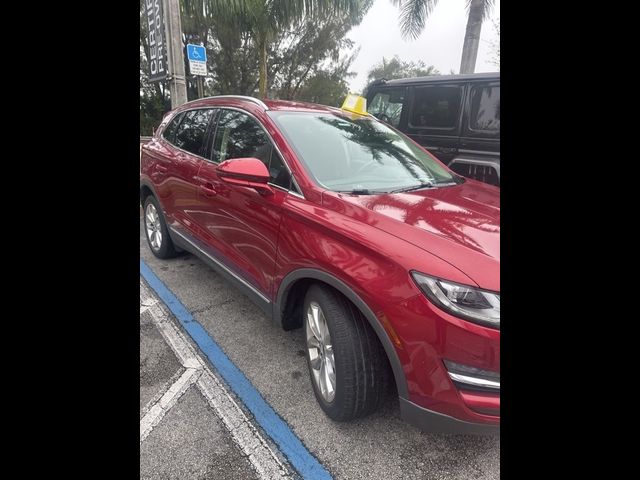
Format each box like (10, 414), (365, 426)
(140, 215), (500, 479)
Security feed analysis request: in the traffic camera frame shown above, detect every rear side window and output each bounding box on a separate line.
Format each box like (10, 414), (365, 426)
(174, 109), (214, 155)
(212, 110), (292, 189)
(162, 113), (183, 144)
(410, 86), (462, 129)
(368, 89), (405, 128)
(469, 86), (500, 132)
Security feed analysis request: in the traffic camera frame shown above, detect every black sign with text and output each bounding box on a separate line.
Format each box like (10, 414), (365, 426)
(145, 0), (167, 82)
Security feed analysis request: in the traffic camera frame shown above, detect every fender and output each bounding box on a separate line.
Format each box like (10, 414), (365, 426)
(140, 178), (162, 210)
(275, 268), (409, 399)
(140, 177), (158, 199)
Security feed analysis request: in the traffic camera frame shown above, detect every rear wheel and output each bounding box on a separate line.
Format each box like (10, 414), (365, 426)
(303, 284), (390, 421)
(143, 196), (178, 259)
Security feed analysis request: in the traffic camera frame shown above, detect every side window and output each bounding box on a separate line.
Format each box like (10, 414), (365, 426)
(267, 149), (292, 190)
(162, 112), (183, 144)
(410, 86), (462, 129)
(368, 89), (405, 127)
(174, 109), (214, 155)
(469, 85), (500, 133)
(212, 110), (292, 189)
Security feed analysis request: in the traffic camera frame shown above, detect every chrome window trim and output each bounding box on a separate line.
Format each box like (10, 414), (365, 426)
(169, 226), (271, 304)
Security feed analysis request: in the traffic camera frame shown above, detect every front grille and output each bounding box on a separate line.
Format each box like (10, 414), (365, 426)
(450, 162), (500, 186)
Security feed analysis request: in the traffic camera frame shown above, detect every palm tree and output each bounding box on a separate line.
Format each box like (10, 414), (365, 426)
(205, 0), (366, 98)
(392, 0), (495, 74)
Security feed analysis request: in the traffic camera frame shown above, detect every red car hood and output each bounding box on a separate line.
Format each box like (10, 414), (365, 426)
(322, 180), (500, 290)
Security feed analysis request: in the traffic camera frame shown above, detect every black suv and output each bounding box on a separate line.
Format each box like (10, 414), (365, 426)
(365, 73), (500, 186)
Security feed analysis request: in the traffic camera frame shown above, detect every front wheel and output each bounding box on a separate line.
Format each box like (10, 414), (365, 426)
(143, 196), (178, 259)
(303, 284), (391, 421)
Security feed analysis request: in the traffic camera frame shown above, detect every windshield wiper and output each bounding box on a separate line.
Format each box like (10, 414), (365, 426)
(389, 182), (434, 194)
(336, 188), (378, 195)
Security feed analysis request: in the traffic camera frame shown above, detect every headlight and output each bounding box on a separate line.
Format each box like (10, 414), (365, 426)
(411, 272), (500, 329)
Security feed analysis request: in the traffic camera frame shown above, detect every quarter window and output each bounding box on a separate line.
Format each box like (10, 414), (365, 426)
(174, 109), (214, 155)
(469, 86), (500, 132)
(410, 86), (462, 128)
(162, 112), (183, 144)
(212, 110), (292, 189)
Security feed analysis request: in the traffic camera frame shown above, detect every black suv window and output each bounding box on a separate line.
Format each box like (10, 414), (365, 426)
(469, 85), (500, 133)
(368, 89), (405, 128)
(162, 112), (183, 144)
(212, 110), (292, 189)
(410, 86), (462, 129)
(174, 109), (214, 155)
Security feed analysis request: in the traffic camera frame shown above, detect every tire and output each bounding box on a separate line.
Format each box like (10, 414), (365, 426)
(303, 284), (391, 421)
(143, 196), (178, 259)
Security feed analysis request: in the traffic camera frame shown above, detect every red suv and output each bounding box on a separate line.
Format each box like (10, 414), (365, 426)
(140, 95), (500, 434)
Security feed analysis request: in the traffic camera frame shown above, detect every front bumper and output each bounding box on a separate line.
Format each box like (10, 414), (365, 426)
(400, 398), (500, 435)
(383, 292), (500, 432)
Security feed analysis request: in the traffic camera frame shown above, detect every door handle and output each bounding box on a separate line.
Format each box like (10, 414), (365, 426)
(200, 183), (217, 197)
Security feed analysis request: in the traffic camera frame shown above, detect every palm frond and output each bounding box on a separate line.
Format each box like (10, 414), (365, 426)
(466, 0), (494, 21)
(392, 0), (439, 41)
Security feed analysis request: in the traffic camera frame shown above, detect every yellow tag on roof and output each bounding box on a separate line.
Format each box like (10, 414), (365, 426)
(341, 94), (367, 115)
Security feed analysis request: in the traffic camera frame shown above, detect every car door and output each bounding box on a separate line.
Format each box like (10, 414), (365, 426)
(191, 108), (293, 299)
(144, 112), (184, 216)
(165, 108), (217, 233)
(404, 82), (464, 164)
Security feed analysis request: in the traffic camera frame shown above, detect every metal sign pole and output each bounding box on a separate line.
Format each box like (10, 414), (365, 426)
(197, 77), (204, 99)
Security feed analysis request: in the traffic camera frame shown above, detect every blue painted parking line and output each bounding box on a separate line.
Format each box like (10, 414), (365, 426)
(140, 259), (332, 480)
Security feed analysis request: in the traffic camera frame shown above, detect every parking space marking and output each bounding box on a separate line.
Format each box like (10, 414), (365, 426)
(140, 279), (292, 479)
(141, 259), (333, 480)
(140, 366), (186, 419)
(140, 366), (202, 442)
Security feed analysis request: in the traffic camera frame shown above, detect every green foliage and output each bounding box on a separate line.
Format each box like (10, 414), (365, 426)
(296, 55), (357, 106)
(140, 0), (370, 132)
(202, 0), (370, 97)
(366, 55), (440, 84)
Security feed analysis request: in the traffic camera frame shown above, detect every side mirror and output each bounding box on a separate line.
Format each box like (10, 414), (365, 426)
(216, 158), (274, 195)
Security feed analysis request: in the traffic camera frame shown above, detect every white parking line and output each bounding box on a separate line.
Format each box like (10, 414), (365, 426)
(140, 280), (291, 479)
(140, 366), (202, 442)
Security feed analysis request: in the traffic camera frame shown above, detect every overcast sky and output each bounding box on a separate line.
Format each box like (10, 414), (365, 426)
(345, 0), (500, 92)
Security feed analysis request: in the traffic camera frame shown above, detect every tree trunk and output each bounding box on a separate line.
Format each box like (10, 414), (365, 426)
(459, 0), (485, 74)
(258, 37), (268, 98)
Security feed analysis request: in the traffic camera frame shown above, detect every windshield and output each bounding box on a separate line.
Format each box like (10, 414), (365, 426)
(268, 111), (458, 193)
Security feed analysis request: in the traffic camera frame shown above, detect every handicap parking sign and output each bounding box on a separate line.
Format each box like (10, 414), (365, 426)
(187, 44), (206, 62)
(186, 44), (207, 76)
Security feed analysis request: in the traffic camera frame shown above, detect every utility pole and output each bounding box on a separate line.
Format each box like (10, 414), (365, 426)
(163, 0), (187, 108)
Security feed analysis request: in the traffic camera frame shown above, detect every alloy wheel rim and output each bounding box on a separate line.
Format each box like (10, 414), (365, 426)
(145, 203), (162, 251)
(306, 301), (336, 402)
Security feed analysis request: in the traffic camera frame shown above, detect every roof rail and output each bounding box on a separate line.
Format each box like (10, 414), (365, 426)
(369, 78), (387, 87)
(206, 95), (269, 110)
